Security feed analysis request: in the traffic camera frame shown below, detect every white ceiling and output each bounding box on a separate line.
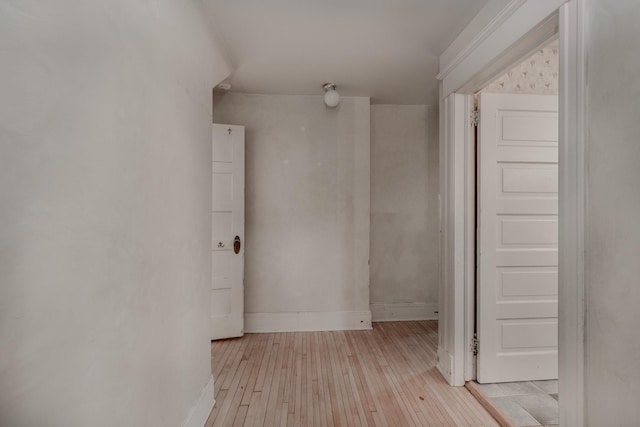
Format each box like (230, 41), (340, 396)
(205, 0), (488, 105)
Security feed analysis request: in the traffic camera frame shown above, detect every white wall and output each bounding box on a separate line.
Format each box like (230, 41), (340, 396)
(369, 105), (439, 321)
(213, 93), (371, 332)
(0, 2), (229, 426)
(439, 0), (511, 72)
(584, 1), (640, 424)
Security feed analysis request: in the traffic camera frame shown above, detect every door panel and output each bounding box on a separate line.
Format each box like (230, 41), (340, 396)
(501, 115), (558, 141)
(211, 124), (244, 340)
(499, 268), (558, 297)
(500, 166), (558, 194)
(477, 93), (558, 383)
(498, 217), (558, 246)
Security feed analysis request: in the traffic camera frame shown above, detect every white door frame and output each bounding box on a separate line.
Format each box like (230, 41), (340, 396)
(436, 1), (585, 426)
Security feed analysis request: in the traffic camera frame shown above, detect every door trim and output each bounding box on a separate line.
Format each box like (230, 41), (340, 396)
(557, 3), (586, 425)
(439, 0), (566, 99)
(436, 1), (585, 426)
(437, 94), (474, 386)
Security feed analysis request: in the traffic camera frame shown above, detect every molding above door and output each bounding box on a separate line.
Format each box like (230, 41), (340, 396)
(438, 0), (567, 98)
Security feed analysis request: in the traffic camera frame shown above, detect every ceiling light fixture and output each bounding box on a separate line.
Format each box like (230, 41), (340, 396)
(323, 83), (340, 108)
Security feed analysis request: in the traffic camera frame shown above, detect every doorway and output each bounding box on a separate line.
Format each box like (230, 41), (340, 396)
(468, 45), (561, 426)
(435, 2), (587, 426)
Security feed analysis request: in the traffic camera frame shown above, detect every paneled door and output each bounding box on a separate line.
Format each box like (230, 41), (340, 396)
(477, 93), (558, 383)
(211, 124), (245, 340)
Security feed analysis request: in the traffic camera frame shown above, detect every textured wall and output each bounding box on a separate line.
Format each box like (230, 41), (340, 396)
(213, 93), (370, 324)
(585, 1), (640, 425)
(483, 39), (559, 95)
(0, 2), (229, 426)
(370, 105), (439, 320)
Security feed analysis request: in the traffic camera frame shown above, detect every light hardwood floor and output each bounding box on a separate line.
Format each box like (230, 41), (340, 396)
(206, 321), (498, 427)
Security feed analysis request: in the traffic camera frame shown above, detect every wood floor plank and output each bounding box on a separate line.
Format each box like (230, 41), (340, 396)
(239, 335), (268, 407)
(221, 337), (250, 391)
(209, 321), (499, 427)
(367, 327), (420, 426)
(344, 331), (390, 427)
(232, 406), (249, 427)
(326, 332), (351, 427)
(358, 328), (410, 426)
(215, 360), (249, 426)
(253, 334), (276, 392)
(307, 332), (321, 427)
(242, 391), (262, 427)
(273, 334), (294, 427)
(251, 334), (282, 427)
(335, 332), (369, 427)
(374, 323), (448, 426)
(212, 339), (237, 391)
(263, 331), (288, 427)
(313, 332), (332, 427)
(218, 332), (266, 426)
(206, 389), (227, 427)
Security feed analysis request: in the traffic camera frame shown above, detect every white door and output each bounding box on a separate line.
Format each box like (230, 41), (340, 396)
(477, 93), (558, 383)
(211, 124), (245, 340)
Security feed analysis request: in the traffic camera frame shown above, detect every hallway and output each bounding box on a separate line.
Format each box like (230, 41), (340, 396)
(206, 321), (498, 426)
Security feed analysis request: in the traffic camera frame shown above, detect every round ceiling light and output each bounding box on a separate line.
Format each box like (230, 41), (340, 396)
(323, 83), (340, 108)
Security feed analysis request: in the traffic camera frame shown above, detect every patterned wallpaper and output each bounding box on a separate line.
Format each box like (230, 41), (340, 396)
(483, 39), (559, 95)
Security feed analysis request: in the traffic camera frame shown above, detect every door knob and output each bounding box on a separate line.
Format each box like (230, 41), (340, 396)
(234, 236), (241, 254)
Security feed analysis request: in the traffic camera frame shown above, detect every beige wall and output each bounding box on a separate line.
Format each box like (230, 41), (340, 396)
(585, 0), (640, 424)
(369, 105), (440, 320)
(213, 93), (371, 331)
(0, 2), (229, 426)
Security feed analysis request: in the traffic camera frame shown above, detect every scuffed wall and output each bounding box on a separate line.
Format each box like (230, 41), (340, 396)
(370, 105), (439, 321)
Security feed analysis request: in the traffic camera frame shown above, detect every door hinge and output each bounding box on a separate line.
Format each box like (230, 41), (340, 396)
(472, 334), (479, 356)
(471, 108), (480, 127)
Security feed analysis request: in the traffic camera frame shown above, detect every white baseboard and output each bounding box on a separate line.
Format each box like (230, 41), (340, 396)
(436, 346), (455, 386)
(181, 375), (215, 427)
(370, 302), (438, 321)
(244, 310), (372, 333)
